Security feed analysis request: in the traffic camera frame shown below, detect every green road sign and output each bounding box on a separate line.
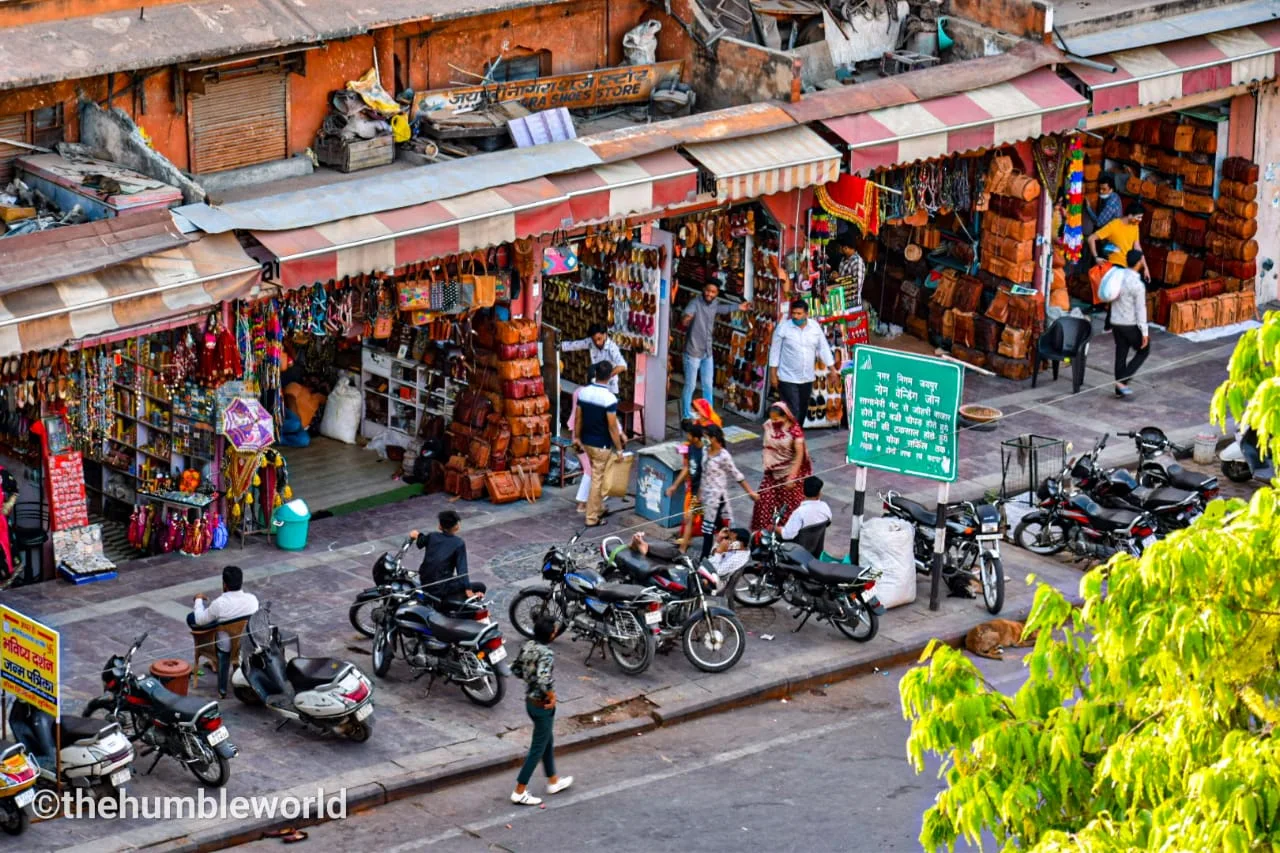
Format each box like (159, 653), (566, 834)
(845, 346), (963, 482)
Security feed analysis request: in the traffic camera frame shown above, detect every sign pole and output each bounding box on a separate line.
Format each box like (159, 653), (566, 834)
(928, 482), (951, 611)
(849, 466), (867, 563)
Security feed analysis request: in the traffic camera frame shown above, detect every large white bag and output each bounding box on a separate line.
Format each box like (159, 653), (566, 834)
(319, 376), (362, 444)
(860, 516), (916, 609)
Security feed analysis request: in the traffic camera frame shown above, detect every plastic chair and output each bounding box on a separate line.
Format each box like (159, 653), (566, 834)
(11, 501), (48, 584)
(190, 617), (249, 690)
(790, 522), (830, 556)
(1032, 316), (1093, 394)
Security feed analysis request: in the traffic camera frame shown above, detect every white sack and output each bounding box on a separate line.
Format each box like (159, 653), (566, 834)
(860, 516), (916, 609)
(319, 375), (362, 444)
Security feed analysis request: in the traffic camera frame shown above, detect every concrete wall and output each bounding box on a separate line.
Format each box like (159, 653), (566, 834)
(77, 98), (206, 202)
(695, 38), (795, 111)
(1253, 84), (1279, 305)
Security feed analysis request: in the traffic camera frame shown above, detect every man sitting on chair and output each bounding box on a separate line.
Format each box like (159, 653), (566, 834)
(778, 476), (833, 541)
(188, 565), (259, 699)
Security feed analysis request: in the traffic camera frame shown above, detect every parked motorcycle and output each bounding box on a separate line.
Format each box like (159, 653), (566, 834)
(0, 744), (37, 836)
(1220, 427), (1274, 484)
(350, 540), (489, 637)
(880, 492), (1006, 614)
(508, 533), (663, 675)
(371, 588), (507, 707)
(9, 699), (134, 789)
(727, 520), (882, 641)
(232, 604), (375, 741)
(84, 633), (237, 787)
(599, 538), (747, 673)
(1070, 434), (1203, 533)
(1120, 427), (1220, 500)
(1013, 465), (1158, 560)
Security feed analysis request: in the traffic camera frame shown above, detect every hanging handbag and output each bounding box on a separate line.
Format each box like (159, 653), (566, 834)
(542, 232), (579, 277)
(373, 282), (394, 339)
(397, 264), (433, 311)
(470, 251), (498, 308)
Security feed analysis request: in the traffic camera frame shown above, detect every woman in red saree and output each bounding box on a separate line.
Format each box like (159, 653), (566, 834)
(751, 402), (811, 531)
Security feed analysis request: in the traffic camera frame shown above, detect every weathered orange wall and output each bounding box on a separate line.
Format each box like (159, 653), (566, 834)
(0, 0), (189, 28)
(287, 36), (377, 157)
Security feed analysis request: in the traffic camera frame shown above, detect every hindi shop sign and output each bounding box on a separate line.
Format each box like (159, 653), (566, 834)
(1, 606), (60, 719)
(846, 346), (963, 482)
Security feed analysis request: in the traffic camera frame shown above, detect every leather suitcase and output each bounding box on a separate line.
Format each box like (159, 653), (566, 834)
(1172, 124), (1195, 152)
(1195, 298), (1220, 330)
(467, 438), (491, 469)
(1240, 290), (1257, 322)
(497, 342), (539, 360)
(1167, 301), (1196, 334)
(990, 354), (1032, 381)
(1218, 196), (1259, 219)
(1192, 127), (1217, 154)
(952, 311), (976, 348)
(954, 277), (984, 313)
(508, 414), (551, 436)
(998, 327), (1031, 359)
(521, 453), (551, 476)
(1164, 249), (1188, 285)
(458, 470), (489, 501)
(482, 416), (511, 454)
(1218, 293), (1242, 325)
(1223, 157), (1260, 183)
(974, 316), (1002, 353)
(495, 318), (539, 344)
(497, 358), (539, 380)
(1209, 213), (1258, 240)
(951, 345), (988, 369)
(1182, 163), (1215, 188)
(1221, 178), (1258, 202)
(511, 464), (544, 501)
(1104, 139), (1132, 160)
(485, 471), (522, 505)
(1182, 191), (1215, 214)
(502, 377), (545, 399)
(1156, 185), (1183, 208)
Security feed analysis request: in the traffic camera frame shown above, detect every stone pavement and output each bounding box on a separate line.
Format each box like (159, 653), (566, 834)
(0, 320), (1245, 851)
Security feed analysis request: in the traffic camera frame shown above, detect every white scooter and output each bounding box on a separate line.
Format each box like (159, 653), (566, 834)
(9, 699), (135, 789)
(231, 605), (376, 742)
(1220, 428), (1274, 484)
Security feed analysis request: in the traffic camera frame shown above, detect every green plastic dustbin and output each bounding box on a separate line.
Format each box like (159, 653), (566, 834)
(272, 499), (311, 551)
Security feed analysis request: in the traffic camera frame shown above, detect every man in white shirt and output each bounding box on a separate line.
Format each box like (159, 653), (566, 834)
(779, 476), (834, 541)
(187, 565), (258, 698)
(768, 299), (838, 422)
(560, 323), (627, 395)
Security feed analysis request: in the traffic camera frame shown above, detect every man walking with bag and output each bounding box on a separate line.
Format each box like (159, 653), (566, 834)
(573, 360), (626, 527)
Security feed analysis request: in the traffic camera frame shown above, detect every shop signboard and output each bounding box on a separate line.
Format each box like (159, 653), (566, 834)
(1, 605), (59, 719)
(846, 346), (962, 483)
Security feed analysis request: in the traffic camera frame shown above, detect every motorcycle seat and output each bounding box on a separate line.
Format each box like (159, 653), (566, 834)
(286, 657), (348, 691)
(1130, 485), (1196, 508)
(804, 560), (868, 585)
(424, 611), (486, 643)
(61, 715), (116, 745)
(612, 550), (663, 582)
(591, 582), (650, 604)
(134, 676), (217, 723)
(889, 495), (937, 528)
(1165, 465), (1216, 492)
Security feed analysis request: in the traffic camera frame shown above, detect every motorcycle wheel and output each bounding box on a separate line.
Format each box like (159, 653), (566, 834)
(346, 715), (374, 743)
(460, 669), (506, 708)
(371, 629), (393, 678)
(834, 596), (878, 642)
(0, 801), (27, 836)
(728, 568), (782, 608)
(508, 588), (556, 640)
(1014, 513), (1068, 555)
(348, 601), (377, 638)
(681, 612), (746, 673)
(607, 620), (655, 676)
(232, 683), (262, 706)
(189, 752), (231, 788)
(980, 554), (1005, 615)
(1222, 460), (1252, 483)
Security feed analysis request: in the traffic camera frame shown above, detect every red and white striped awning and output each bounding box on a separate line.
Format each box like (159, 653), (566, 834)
(822, 68), (1090, 174)
(1069, 22), (1280, 115)
(681, 126), (842, 201)
(0, 233), (260, 357)
(252, 177), (573, 289)
(547, 150), (698, 227)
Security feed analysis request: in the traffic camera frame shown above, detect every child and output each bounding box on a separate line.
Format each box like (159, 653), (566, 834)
(665, 420), (704, 553)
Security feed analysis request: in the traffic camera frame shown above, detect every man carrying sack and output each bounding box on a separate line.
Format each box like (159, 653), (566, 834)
(573, 361), (626, 527)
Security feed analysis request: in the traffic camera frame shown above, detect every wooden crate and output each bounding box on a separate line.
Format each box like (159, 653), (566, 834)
(314, 134), (393, 173)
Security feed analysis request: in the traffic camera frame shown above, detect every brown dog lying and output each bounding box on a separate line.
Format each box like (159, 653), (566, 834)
(964, 619), (1037, 660)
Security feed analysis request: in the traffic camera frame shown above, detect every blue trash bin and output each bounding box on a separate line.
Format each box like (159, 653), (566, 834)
(634, 442), (685, 528)
(271, 499), (311, 551)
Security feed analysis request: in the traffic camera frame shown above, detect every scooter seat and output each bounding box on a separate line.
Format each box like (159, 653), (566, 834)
(612, 550), (663, 582)
(591, 582), (649, 604)
(61, 715), (116, 745)
(424, 611), (486, 642)
(286, 657), (348, 691)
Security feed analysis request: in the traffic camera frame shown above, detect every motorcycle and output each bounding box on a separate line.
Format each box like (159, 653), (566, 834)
(1070, 434), (1202, 533)
(9, 699), (135, 789)
(1220, 427), (1274, 484)
(881, 492), (1006, 614)
(83, 633), (237, 788)
(1120, 427), (1220, 500)
(371, 587), (508, 707)
(599, 537), (747, 673)
(727, 520), (882, 641)
(0, 744), (37, 836)
(1013, 464), (1158, 560)
(232, 604), (376, 742)
(508, 533), (663, 675)
(350, 540), (488, 637)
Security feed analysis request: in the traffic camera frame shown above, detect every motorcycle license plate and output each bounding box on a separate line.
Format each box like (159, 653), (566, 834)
(207, 725), (230, 746)
(14, 789), (33, 809)
(355, 704), (373, 722)
(644, 610), (662, 625)
(487, 645), (507, 664)
(110, 768), (131, 787)
(1141, 534), (1158, 548)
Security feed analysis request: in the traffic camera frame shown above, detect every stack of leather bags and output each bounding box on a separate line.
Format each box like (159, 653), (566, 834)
(979, 193), (1038, 285)
(1204, 157), (1261, 300)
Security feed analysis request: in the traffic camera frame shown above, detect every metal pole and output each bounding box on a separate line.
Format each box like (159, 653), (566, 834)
(849, 466), (867, 563)
(928, 482), (951, 611)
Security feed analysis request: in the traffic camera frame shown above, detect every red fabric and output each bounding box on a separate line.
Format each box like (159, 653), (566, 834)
(816, 174), (881, 236)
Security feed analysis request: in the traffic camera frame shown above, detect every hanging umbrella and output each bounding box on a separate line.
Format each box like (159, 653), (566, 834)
(221, 397), (276, 452)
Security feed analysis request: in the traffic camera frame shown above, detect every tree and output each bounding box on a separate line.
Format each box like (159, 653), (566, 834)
(899, 311), (1280, 852)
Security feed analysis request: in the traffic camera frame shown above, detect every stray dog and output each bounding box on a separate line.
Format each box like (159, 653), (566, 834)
(964, 619), (1036, 660)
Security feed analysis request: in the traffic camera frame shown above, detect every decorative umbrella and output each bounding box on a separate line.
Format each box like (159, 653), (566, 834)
(221, 397), (275, 452)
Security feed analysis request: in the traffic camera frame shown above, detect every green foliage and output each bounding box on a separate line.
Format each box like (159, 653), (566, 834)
(901, 311), (1280, 852)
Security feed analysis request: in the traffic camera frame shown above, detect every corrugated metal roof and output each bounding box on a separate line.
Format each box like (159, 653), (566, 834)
(0, 209), (193, 295)
(1058, 0), (1280, 58)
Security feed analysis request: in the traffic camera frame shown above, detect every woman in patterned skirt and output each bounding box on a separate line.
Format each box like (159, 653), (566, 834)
(751, 402), (811, 532)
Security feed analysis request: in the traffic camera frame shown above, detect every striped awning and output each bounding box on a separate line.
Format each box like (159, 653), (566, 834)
(547, 149), (698, 227)
(1070, 22), (1280, 115)
(681, 126), (841, 201)
(823, 68), (1090, 174)
(252, 177), (573, 289)
(0, 233), (260, 357)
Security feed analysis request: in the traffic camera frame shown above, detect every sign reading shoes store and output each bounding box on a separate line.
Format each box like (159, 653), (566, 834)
(846, 346), (962, 482)
(1, 606), (59, 719)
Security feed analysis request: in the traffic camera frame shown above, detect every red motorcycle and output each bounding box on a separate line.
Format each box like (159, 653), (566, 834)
(1013, 461), (1158, 561)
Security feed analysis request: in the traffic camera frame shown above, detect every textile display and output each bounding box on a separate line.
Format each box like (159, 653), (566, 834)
(1063, 137), (1085, 262)
(816, 174), (881, 236)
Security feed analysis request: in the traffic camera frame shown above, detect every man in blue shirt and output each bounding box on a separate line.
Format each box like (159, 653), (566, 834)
(409, 510), (484, 607)
(1088, 175), (1123, 234)
(572, 361), (625, 527)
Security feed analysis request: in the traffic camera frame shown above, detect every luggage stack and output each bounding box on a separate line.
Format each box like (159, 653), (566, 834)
(929, 267), (1044, 380)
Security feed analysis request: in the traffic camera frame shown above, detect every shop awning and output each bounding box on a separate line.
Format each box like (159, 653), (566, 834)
(823, 68), (1090, 174)
(1069, 22), (1280, 115)
(547, 150), (698, 227)
(681, 126), (842, 201)
(251, 176), (572, 289)
(0, 233), (260, 357)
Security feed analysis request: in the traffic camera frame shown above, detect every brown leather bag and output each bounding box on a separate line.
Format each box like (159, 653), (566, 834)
(468, 437), (491, 469)
(511, 463), (544, 502)
(1218, 196), (1259, 220)
(485, 471), (522, 505)
(941, 308), (955, 341)
(975, 317), (1002, 353)
(1240, 290), (1257, 322)
(990, 354), (1032, 381)
(508, 415), (550, 436)
(1220, 178), (1258, 201)
(1182, 191), (1215, 214)
(495, 319), (538, 345)
(510, 435), (532, 457)
(1192, 127), (1217, 154)
(954, 276), (983, 313)
(454, 390), (493, 430)
(951, 345), (988, 369)
(1223, 157), (1260, 183)
(998, 327), (1031, 359)
(497, 358), (539, 380)
(1195, 298), (1220, 330)
(1164, 250), (1188, 285)
(1209, 213), (1258, 240)
(529, 433), (551, 455)
(933, 273), (959, 308)
(483, 416), (511, 454)
(952, 311), (976, 348)
(985, 289), (1011, 324)
(459, 470), (488, 501)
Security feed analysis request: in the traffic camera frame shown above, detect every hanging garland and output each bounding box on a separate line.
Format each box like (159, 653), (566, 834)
(1063, 137), (1085, 262)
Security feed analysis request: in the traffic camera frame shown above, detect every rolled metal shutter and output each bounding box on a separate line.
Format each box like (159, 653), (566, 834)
(190, 73), (287, 174)
(0, 113), (29, 185)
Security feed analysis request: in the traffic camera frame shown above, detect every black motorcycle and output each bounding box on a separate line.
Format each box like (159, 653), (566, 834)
(350, 539), (488, 637)
(1071, 434), (1202, 533)
(881, 492), (1006, 614)
(371, 588), (508, 707)
(727, 526), (882, 641)
(1013, 463), (1158, 560)
(599, 539), (747, 673)
(508, 533), (663, 675)
(84, 633), (237, 788)
(1120, 427), (1220, 500)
